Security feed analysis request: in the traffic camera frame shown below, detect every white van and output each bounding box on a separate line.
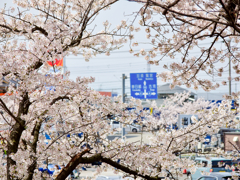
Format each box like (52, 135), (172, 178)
(96, 176), (134, 180)
(110, 121), (141, 133)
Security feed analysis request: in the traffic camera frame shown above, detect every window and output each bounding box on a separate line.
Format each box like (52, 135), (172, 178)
(182, 117), (188, 125)
(212, 160), (232, 168)
(222, 177), (240, 180)
(202, 161), (208, 167)
(112, 121), (119, 124)
(190, 117), (198, 124)
(195, 160), (201, 165)
(204, 178), (216, 180)
(158, 94), (174, 99)
(198, 177), (217, 180)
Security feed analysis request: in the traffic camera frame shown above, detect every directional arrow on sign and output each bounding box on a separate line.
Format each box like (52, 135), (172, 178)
(143, 90), (148, 98)
(143, 81), (147, 89)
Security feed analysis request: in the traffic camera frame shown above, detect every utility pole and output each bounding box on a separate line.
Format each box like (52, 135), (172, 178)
(122, 74), (127, 139)
(227, 40), (233, 128)
(229, 56), (231, 96)
(63, 57), (67, 79)
(227, 39), (232, 96)
(122, 74), (126, 103)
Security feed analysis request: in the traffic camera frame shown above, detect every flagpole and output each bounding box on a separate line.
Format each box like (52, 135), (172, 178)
(63, 57), (66, 79)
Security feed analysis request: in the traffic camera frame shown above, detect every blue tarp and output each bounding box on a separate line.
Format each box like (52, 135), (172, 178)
(38, 164), (58, 175)
(209, 100), (237, 110)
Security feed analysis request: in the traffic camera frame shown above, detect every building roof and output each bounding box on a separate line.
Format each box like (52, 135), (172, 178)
(157, 83), (196, 95)
(0, 79), (18, 93)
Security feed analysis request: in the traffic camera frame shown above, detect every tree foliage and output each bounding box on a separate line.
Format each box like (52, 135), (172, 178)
(0, 0), (238, 180)
(131, 0), (240, 94)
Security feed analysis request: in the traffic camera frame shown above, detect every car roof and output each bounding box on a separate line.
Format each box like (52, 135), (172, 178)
(96, 175), (122, 179)
(198, 172), (232, 179)
(207, 172), (235, 177)
(195, 157), (231, 161)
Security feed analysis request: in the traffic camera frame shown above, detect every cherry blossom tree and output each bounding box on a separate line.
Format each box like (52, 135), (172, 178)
(130, 0), (240, 94)
(0, 0), (238, 180)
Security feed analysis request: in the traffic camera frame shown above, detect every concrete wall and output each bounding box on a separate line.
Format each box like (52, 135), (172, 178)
(224, 132), (240, 152)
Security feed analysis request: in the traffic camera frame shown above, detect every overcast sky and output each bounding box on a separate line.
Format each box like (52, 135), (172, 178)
(0, 0), (237, 100)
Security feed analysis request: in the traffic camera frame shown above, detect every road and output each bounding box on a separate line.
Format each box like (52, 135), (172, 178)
(77, 167), (188, 180)
(76, 132), (188, 180)
(107, 131), (151, 144)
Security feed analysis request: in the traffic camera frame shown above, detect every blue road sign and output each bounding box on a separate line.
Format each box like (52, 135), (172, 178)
(130, 72), (157, 99)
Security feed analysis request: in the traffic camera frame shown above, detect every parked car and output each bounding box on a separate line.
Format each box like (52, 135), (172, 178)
(96, 176), (134, 180)
(95, 176), (122, 180)
(110, 121), (142, 133)
(38, 163), (57, 176)
(38, 163), (80, 179)
(196, 172), (240, 180)
(186, 157), (234, 180)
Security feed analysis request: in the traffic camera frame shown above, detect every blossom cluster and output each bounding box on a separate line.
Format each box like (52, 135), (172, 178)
(130, 0), (240, 91)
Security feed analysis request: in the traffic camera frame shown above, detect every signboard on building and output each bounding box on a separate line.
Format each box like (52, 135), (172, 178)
(130, 72), (157, 99)
(98, 91), (112, 97)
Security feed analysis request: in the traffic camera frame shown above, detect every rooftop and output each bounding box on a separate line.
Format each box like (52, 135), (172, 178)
(157, 83), (196, 96)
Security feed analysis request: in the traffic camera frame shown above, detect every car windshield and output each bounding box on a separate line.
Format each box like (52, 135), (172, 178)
(96, 176), (122, 180)
(211, 160), (232, 168)
(222, 176), (240, 180)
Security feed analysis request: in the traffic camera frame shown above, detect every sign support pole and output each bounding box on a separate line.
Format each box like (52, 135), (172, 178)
(122, 74), (127, 139)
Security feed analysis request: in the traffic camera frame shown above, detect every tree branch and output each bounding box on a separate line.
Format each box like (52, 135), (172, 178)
(162, 0), (181, 15)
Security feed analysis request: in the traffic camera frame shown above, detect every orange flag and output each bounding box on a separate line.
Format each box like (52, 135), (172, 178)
(47, 59), (63, 67)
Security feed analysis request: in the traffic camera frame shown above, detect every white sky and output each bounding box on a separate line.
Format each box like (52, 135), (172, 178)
(0, 0), (237, 99)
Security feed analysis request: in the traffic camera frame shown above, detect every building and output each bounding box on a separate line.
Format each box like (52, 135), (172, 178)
(142, 83), (197, 107)
(0, 79), (9, 95)
(224, 132), (240, 152)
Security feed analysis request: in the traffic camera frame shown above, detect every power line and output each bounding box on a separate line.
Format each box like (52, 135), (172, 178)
(92, 81), (120, 84)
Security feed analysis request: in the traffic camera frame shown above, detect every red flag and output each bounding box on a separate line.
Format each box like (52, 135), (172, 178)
(47, 59), (63, 67)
